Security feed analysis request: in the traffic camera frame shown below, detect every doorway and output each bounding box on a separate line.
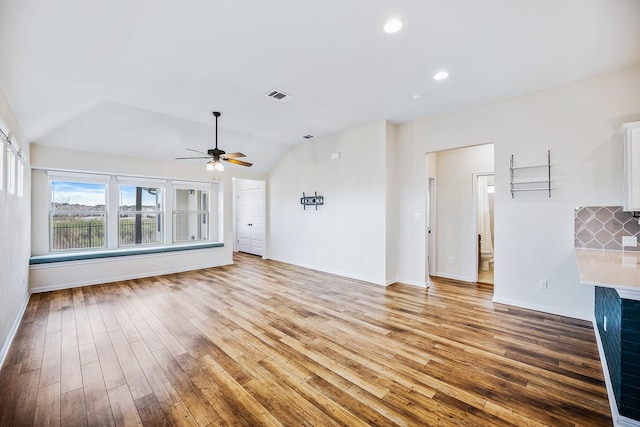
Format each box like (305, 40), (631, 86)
(424, 143), (494, 285)
(234, 179), (265, 257)
(474, 173), (494, 284)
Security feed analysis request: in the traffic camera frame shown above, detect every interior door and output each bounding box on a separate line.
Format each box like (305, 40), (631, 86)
(237, 187), (264, 256)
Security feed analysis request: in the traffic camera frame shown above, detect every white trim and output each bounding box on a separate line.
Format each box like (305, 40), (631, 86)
(30, 258), (233, 294)
(16, 158), (24, 198)
(170, 180), (214, 190)
(6, 148), (15, 195)
(265, 255), (386, 287)
(472, 171), (495, 284)
(394, 276), (430, 288)
(48, 170), (111, 184)
(0, 136), (4, 191)
(591, 317), (640, 427)
(117, 176), (167, 186)
(0, 293), (30, 370)
(7, 135), (20, 153)
(491, 295), (590, 321)
(435, 272), (475, 283)
(0, 117), (8, 138)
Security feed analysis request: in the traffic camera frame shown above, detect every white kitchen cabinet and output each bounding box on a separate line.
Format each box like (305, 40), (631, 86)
(620, 121), (640, 212)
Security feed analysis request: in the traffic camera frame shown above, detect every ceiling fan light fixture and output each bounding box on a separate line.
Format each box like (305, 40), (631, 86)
(206, 158), (224, 172)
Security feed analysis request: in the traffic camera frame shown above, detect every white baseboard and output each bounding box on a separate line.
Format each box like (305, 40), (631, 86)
(265, 256), (385, 286)
(591, 317), (640, 427)
(393, 277), (429, 288)
(491, 296), (591, 321)
(0, 293), (31, 370)
(30, 260), (233, 294)
(434, 272), (475, 283)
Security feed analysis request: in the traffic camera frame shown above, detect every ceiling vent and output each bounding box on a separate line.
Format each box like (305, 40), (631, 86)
(266, 90), (293, 103)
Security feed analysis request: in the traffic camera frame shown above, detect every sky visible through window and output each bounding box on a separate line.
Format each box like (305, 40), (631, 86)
(52, 181), (106, 207)
(52, 182), (161, 207)
(119, 185), (160, 208)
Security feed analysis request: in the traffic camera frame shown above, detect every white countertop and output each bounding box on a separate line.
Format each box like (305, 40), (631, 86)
(575, 248), (640, 299)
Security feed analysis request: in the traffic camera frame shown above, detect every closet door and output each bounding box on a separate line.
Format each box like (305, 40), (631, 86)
(237, 188), (264, 256)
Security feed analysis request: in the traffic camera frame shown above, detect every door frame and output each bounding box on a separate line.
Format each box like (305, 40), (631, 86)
(472, 172), (494, 283)
(232, 178), (266, 258)
(426, 177), (436, 279)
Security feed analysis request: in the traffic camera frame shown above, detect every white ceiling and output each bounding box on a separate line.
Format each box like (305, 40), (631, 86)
(1, 0), (639, 173)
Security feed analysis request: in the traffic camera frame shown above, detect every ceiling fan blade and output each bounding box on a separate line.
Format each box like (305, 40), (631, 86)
(224, 158), (253, 167)
(175, 156), (211, 160)
(221, 152), (246, 159)
(186, 148), (208, 155)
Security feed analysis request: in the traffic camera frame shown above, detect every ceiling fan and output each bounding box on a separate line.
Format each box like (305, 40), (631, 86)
(176, 111), (252, 171)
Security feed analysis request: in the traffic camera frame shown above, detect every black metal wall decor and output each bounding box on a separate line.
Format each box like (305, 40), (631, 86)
(301, 192), (324, 210)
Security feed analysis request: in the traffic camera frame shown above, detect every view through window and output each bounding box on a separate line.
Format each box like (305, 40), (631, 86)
(51, 181), (107, 250)
(119, 185), (163, 246)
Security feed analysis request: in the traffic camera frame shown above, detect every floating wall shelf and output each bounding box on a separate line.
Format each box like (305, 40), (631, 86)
(510, 150), (551, 198)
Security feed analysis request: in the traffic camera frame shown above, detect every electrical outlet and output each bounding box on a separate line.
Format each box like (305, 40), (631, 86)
(622, 236), (638, 248)
(448, 257), (454, 264)
(539, 280), (548, 289)
(604, 316), (607, 332)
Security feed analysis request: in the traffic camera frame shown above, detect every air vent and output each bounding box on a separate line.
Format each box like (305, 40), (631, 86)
(302, 135), (314, 139)
(266, 90), (293, 103)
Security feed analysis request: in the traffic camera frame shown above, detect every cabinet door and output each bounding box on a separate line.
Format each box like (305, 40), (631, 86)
(622, 123), (640, 212)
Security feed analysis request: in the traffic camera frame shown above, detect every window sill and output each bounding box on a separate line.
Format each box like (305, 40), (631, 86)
(29, 242), (224, 265)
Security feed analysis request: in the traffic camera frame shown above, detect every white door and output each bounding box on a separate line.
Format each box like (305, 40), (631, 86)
(237, 188), (264, 256)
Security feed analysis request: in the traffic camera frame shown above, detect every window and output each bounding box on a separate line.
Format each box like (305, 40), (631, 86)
(0, 119), (7, 191)
(50, 179), (107, 251)
(6, 147), (15, 195)
(119, 185), (163, 246)
(0, 137), (4, 191)
(173, 188), (209, 242)
(17, 157), (24, 197)
(46, 172), (219, 254)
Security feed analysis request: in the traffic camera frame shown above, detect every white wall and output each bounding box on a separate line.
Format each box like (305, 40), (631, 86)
(29, 145), (266, 290)
(267, 121), (390, 285)
(0, 86), (31, 365)
(432, 144), (494, 282)
(396, 64), (640, 320)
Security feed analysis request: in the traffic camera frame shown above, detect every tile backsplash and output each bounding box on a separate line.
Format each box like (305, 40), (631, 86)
(575, 206), (640, 251)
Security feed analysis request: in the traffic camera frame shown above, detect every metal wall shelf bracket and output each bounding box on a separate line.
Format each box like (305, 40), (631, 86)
(510, 150), (551, 199)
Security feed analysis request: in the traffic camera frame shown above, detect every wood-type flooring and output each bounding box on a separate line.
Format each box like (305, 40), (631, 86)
(0, 253), (611, 426)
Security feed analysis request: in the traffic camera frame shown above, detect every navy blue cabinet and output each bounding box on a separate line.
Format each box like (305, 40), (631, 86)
(595, 286), (640, 421)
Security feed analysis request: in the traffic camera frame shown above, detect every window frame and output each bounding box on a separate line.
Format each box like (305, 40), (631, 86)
(172, 181), (211, 244)
(117, 177), (166, 248)
(0, 119), (7, 191)
(6, 145), (16, 195)
(16, 156), (24, 198)
(44, 172), (220, 254)
(48, 172), (110, 252)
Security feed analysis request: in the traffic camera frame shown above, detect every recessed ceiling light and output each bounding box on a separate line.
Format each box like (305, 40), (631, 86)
(384, 19), (403, 34)
(433, 70), (449, 81)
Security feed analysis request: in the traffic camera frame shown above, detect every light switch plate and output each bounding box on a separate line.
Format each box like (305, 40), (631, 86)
(622, 236), (638, 247)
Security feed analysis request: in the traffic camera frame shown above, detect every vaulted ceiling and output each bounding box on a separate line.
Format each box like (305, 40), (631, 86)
(1, 0), (639, 172)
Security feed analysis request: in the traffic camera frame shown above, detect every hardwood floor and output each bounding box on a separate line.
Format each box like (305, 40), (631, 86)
(0, 253), (611, 426)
